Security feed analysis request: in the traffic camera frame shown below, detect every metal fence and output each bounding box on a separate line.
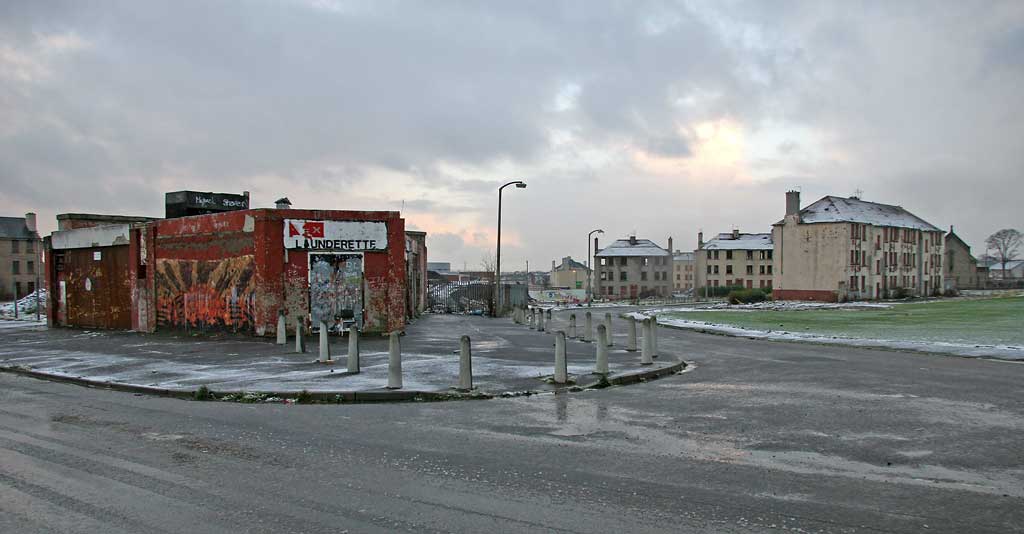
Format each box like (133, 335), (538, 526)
(427, 282), (529, 315)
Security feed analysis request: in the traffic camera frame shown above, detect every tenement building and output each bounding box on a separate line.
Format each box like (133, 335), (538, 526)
(549, 256), (590, 290)
(672, 251), (695, 292)
(0, 213), (43, 300)
(944, 226), (986, 290)
(594, 236), (672, 299)
(773, 191), (945, 301)
(694, 230), (774, 292)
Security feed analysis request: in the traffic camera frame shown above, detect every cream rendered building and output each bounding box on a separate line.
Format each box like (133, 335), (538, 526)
(773, 191), (945, 301)
(549, 256), (589, 289)
(694, 230), (774, 293)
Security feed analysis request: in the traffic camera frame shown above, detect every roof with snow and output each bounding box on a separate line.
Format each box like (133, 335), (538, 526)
(779, 196), (941, 231)
(673, 251), (695, 261)
(990, 260), (1024, 271)
(703, 233), (773, 251)
(595, 238), (669, 257)
(0, 217), (38, 240)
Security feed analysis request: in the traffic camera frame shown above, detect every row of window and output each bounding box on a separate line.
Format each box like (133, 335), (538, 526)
(9, 240), (36, 253)
(604, 285), (661, 296)
(10, 281), (36, 296)
(599, 270), (669, 281)
(10, 260), (35, 275)
(706, 264), (773, 275)
(706, 279), (773, 289)
(598, 256), (670, 267)
(675, 273), (693, 281)
(706, 249), (773, 261)
(674, 264), (694, 272)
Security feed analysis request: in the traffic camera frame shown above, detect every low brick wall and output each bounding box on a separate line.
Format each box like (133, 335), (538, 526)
(773, 289), (837, 302)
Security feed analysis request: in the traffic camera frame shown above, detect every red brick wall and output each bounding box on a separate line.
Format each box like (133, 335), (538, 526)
(773, 289), (838, 302)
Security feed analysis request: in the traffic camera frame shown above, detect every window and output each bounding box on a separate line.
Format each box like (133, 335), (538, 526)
(619, 257), (627, 266)
(600, 272), (608, 281)
(642, 258), (649, 267)
(641, 272), (648, 281)
(713, 250), (719, 260)
(27, 281), (35, 294)
(606, 286), (613, 295)
(876, 260), (881, 275)
(676, 274), (680, 281)
(707, 265), (712, 274)
(759, 265), (765, 275)
(767, 265), (773, 275)
(713, 265), (719, 274)
(619, 271), (627, 281)
(11, 241), (18, 253)
(707, 250), (712, 259)
(27, 261), (34, 274)
(11, 260), (19, 275)
(726, 265), (733, 275)
(746, 265), (753, 275)
(600, 258), (608, 266)
(767, 250), (773, 260)
(726, 250), (733, 260)
(26, 240), (34, 253)
(746, 250), (753, 260)
(713, 279), (719, 287)
(15, 282), (22, 296)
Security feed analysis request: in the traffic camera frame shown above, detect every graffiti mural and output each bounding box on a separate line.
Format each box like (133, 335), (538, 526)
(155, 256), (256, 331)
(309, 253), (363, 332)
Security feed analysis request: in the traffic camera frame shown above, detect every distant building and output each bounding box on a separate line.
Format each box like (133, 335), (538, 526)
(427, 262), (452, 273)
(944, 227), (986, 290)
(672, 251), (695, 292)
(0, 213), (43, 300)
(694, 230), (774, 292)
(989, 260), (1024, 280)
(549, 256), (589, 289)
(773, 191), (945, 301)
(594, 236), (673, 299)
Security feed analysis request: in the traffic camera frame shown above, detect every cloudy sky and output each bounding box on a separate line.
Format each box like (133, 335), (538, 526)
(2, 1), (1022, 270)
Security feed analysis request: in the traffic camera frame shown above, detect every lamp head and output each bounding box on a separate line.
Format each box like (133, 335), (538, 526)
(516, 182), (527, 189)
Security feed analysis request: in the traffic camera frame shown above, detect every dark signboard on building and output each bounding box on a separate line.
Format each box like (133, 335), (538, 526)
(165, 191), (250, 219)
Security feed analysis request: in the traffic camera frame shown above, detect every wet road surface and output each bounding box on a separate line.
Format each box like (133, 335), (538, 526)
(1, 310), (1022, 533)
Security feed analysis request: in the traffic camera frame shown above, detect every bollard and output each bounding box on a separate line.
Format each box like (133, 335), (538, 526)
(276, 311), (287, 345)
(641, 318), (654, 365)
(604, 313), (614, 347)
(554, 330), (568, 384)
(459, 335), (473, 390)
(595, 324), (609, 375)
(626, 318), (638, 352)
(651, 314), (659, 358)
(319, 321), (331, 362)
(294, 317), (306, 353)
(583, 312), (593, 342)
(387, 331), (402, 389)
(529, 308), (536, 329)
(347, 327), (360, 373)
(546, 309), (552, 323)
(537, 308), (545, 332)
(568, 314), (577, 339)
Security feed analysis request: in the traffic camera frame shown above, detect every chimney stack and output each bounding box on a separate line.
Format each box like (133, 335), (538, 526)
(275, 197), (292, 209)
(629, 235), (637, 246)
(786, 190), (800, 217)
(698, 231), (704, 249)
(667, 237), (673, 254)
(732, 228), (739, 239)
(24, 212), (37, 234)
(552, 260), (556, 271)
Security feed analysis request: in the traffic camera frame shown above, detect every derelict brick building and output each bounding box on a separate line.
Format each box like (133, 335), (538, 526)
(47, 208), (411, 336)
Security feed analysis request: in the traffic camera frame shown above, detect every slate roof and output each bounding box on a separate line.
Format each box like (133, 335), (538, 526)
(673, 252), (695, 261)
(553, 257), (589, 272)
(0, 217), (38, 240)
(779, 196), (941, 231)
(595, 238), (669, 257)
(703, 233), (773, 251)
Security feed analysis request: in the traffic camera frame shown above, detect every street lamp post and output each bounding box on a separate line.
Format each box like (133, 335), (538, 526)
(587, 229), (604, 304)
(495, 180), (527, 316)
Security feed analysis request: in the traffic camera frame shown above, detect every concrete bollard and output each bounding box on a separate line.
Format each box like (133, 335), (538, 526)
(546, 309), (552, 323)
(537, 308), (545, 332)
(276, 311), (287, 345)
(626, 318), (638, 352)
(319, 321), (331, 362)
(529, 308), (536, 329)
(595, 324), (609, 375)
(347, 327), (360, 373)
(294, 317), (306, 353)
(568, 314), (577, 339)
(604, 313), (614, 347)
(583, 312), (593, 342)
(387, 331), (402, 389)
(459, 335), (473, 390)
(651, 314), (659, 358)
(554, 330), (568, 384)
(641, 318), (654, 365)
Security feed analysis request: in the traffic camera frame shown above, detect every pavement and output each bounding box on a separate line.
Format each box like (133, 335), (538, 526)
(0, 312), (681, 398)
(1, 308), (1022, 532)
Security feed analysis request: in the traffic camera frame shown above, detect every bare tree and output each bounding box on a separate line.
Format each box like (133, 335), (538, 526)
(985, 228), (1022, 279)
(479, 251), (496, 277)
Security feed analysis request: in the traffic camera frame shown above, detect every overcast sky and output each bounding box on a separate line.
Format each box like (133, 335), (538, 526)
(2, 1), (1022, 270)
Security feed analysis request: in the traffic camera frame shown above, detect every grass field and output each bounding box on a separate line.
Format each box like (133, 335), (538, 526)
(661, 296), (1024, 347)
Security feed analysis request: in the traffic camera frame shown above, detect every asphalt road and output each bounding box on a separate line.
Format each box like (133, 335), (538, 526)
(1, 310), (1022, 533)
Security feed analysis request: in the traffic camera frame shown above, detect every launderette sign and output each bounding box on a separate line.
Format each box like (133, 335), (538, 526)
(284, 220), (388, 251)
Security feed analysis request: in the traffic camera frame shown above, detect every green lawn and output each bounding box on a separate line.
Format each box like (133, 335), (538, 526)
(662, 297), (1024, 347)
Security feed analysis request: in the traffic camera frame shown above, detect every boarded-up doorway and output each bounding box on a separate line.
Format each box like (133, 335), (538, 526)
(56, 246), (132, 329)
(309, 253), (363, 332)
